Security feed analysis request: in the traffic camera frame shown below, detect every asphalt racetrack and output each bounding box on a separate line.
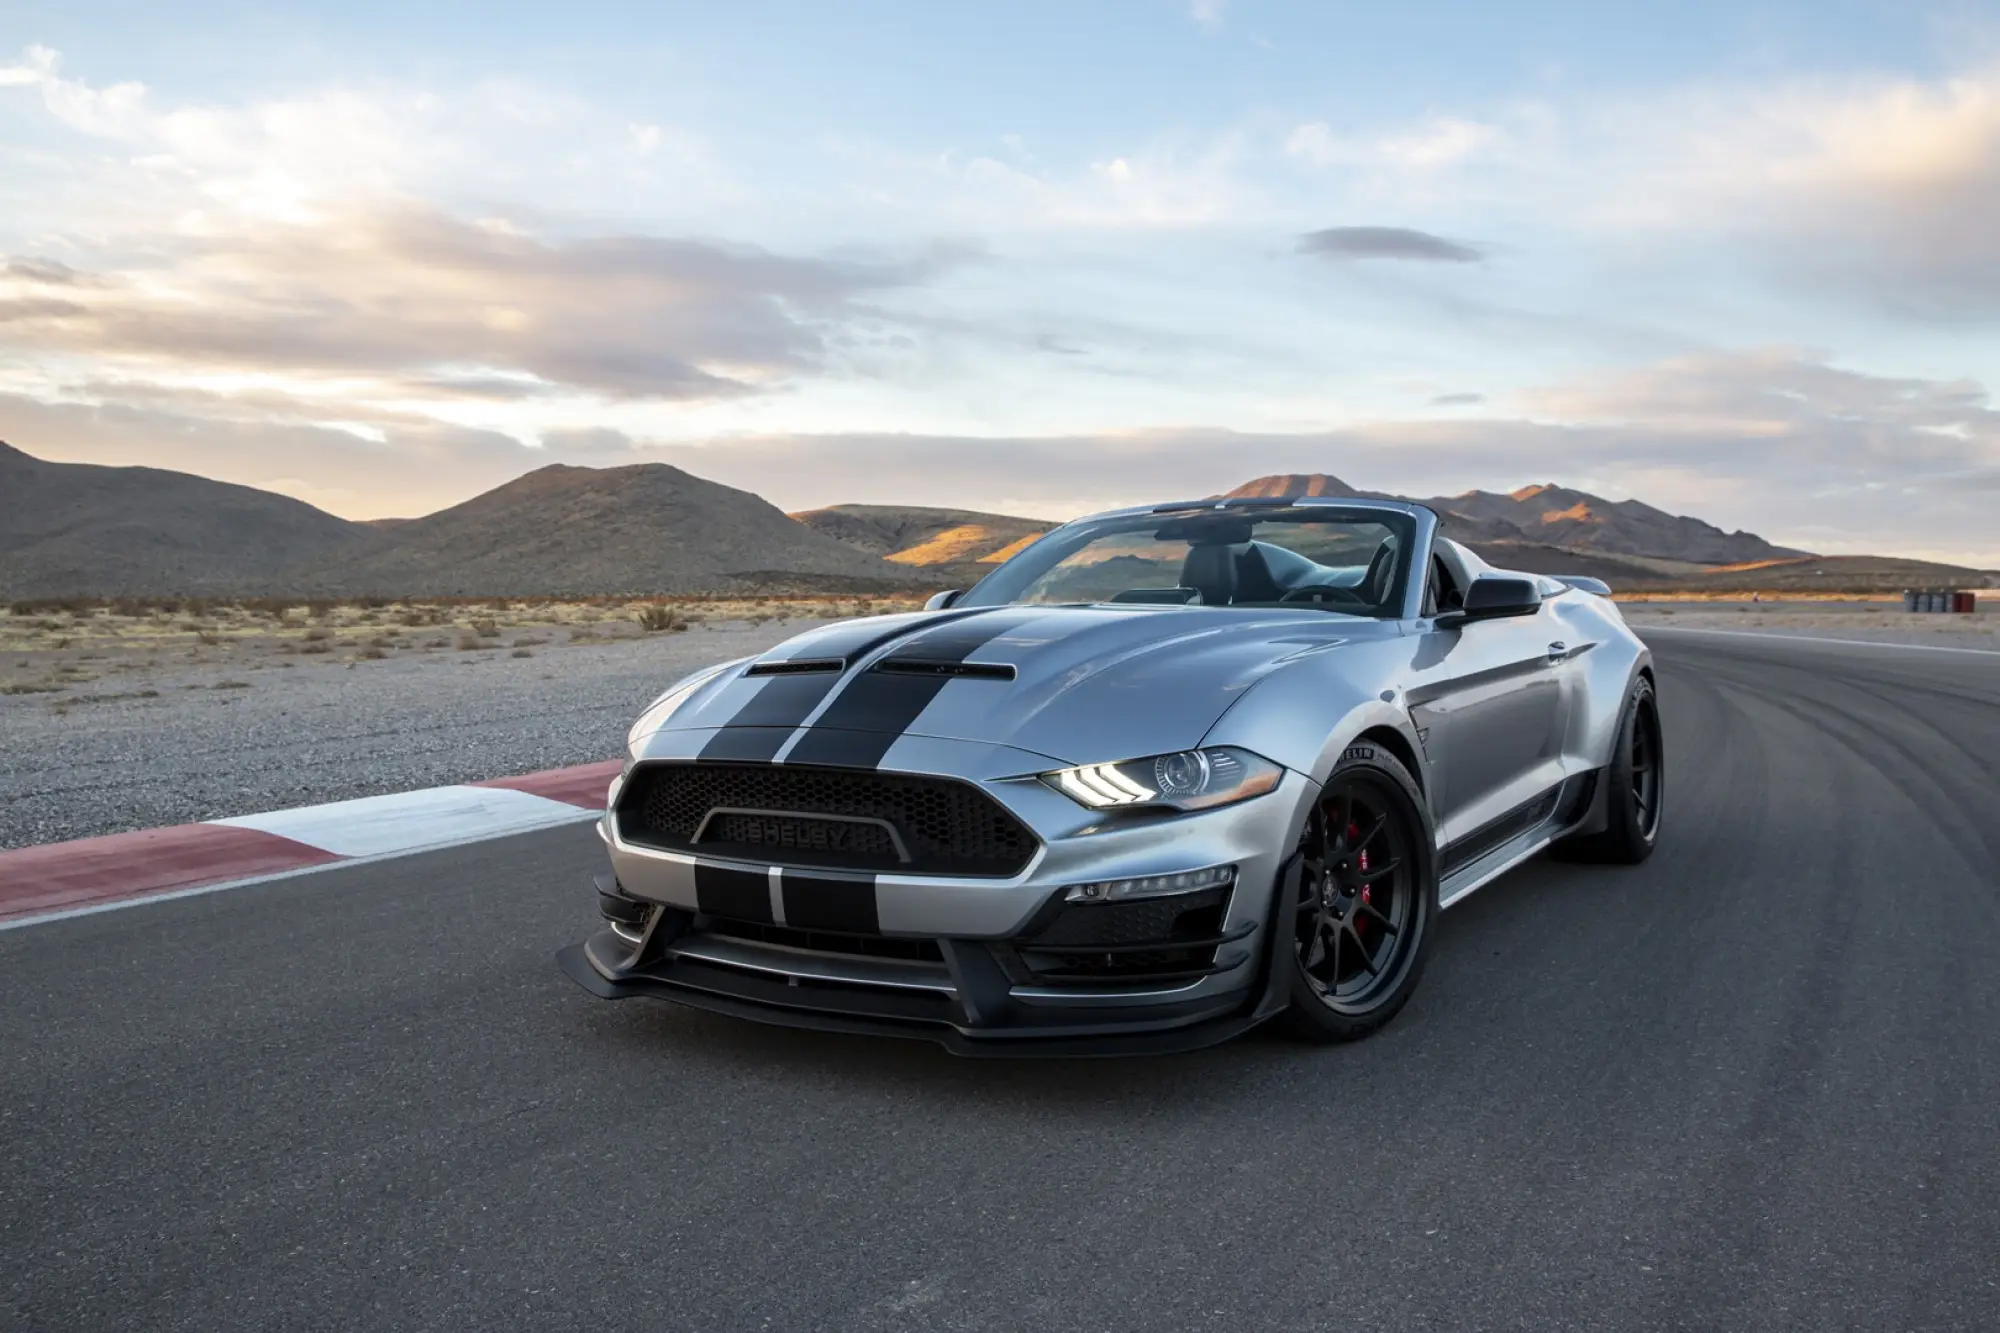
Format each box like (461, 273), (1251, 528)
(5, 632), (1998, 1332)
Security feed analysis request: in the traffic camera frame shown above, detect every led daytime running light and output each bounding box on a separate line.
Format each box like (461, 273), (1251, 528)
(1058, 763), (1157, 806)
(1064, 864), (1236, 903)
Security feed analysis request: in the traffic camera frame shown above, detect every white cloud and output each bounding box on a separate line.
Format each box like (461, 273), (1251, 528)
(1, 44), (147, 136)
(1286, 116), (1503, 170)
(1189, 0), (1228, 32)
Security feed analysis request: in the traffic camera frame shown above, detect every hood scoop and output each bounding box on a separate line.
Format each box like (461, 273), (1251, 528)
(873, 658), (1017, 681)
(744, 657), (846, 676)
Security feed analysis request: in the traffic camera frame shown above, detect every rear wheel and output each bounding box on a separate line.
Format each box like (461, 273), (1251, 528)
(1552, 674), (1663, 865)
(1281, 745), (1437, 1044)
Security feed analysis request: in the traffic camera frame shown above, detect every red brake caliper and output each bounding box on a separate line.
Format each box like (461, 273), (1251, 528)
(1348, 821), (1372, 923)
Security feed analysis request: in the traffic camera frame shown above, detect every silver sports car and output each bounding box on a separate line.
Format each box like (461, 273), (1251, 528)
(558, 495), (1662, 1053)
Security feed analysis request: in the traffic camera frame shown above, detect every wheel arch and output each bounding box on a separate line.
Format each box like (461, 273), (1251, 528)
(1352, 724), (1425, 798)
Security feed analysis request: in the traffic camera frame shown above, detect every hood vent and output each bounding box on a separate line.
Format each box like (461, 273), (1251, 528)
(873, 658), (1017, 681)
(744, 657), (846, 677)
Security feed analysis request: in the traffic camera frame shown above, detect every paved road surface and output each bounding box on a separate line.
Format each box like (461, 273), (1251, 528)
(5, 634), (1997, 1331)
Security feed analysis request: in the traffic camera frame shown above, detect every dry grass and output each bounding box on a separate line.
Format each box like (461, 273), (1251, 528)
(0, 592), (929, 694)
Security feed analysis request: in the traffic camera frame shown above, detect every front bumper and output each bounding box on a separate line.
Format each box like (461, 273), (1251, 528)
(559, 757), (1318, 1056)
(557, 872), (1300, 1057)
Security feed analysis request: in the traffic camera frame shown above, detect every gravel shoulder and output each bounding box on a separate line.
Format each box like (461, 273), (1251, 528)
(8, 597), (1993, 851)
(0, 622), (812, 849)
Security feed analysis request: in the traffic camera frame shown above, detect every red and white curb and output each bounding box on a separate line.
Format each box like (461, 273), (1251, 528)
(0, 760), (621, 931)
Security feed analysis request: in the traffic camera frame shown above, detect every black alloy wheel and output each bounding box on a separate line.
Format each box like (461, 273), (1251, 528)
(1283, 745), (1436, 1043)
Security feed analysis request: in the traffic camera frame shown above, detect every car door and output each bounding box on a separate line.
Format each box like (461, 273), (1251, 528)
(1404, 562), (1572, 847)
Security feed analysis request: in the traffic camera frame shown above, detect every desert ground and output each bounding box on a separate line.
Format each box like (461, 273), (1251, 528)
(0, 596), (919, 848)
(1616, 595), (2000, 650)
(1, 592), (1990, 849)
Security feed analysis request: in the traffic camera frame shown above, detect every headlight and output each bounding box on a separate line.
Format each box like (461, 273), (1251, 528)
(1043, 746), (1281, 812)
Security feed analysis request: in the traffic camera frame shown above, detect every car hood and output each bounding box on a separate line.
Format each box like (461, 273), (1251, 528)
(654, 604), (1403, 766)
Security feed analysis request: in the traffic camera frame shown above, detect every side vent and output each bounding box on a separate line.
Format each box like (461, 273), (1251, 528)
(873, 659), (1017, 681)
(744, 657), (846, 677)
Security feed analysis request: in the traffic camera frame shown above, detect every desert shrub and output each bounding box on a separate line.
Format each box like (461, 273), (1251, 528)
(471, 617), (500, 638)
(306, 599), (337, 619)
(196, 631), (223, 646)
(367, 634), (395, 648)
(456, 634), (484, 650)
(298, 640), (332, 655)
(358, 596), (389, 609)
(511, 634), (549, 647)
(243, 598), (294, 619)
(213, 680), (252, 689)
(356, 647), (388, 660)
(634, 605), (682, 632)
(511, 647), (534, 658)
(302, 628), (333, 642)
(16, 597), (101, 617)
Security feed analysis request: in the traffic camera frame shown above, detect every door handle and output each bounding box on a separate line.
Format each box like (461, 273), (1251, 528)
(1546, 641), (1568, 663)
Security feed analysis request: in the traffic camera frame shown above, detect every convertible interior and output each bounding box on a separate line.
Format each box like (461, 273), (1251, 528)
(1100, 539), (1395, 610)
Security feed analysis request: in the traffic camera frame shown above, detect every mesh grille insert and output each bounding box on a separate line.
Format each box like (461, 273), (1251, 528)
(619, 762), (1037, 877)
(1006, 885), (1234, 986)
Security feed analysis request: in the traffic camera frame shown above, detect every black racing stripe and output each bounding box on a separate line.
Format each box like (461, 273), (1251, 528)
(780, 872), (880, 934)
(697, 672), (843, 762)
(783, 608), (1040, 769)
(694, 862), (771, 922)
(695, 609), (993, 763)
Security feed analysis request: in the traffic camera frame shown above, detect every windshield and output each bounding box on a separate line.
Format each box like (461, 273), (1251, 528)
(957, 505), (1419, 617)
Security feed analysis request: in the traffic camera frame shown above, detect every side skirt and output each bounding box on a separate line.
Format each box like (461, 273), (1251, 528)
(1436, 770), (1599, 910)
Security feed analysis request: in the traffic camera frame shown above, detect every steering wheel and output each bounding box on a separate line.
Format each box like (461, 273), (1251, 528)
(1279, 584), (1368, 606)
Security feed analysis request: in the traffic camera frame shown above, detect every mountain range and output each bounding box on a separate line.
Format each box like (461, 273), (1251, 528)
(0, 441), (1988, 599)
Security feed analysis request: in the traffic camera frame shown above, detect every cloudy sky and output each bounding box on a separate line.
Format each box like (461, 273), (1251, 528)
(3, 1), (1999, 563)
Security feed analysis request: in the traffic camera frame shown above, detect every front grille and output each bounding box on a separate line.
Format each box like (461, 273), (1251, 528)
(618, 762), (1038, 877)
(1003, 885), (1237, 987)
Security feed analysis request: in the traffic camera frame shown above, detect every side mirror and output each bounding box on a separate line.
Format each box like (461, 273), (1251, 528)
(1439, 575), (1540, 626)
(924, 589), (962, 611)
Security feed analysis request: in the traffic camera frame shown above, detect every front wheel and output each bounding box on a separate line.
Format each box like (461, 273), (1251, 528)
(1551, 674), (1663, 865)
(1281, 744), (1438, 1044)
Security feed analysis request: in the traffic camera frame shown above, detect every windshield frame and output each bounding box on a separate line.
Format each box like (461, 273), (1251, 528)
(956, 498), (1439, 619)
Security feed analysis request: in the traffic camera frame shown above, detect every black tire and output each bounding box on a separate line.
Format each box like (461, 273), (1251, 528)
(1551, 674), (1663, 865)
(1281, 743), (1438, 1044)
